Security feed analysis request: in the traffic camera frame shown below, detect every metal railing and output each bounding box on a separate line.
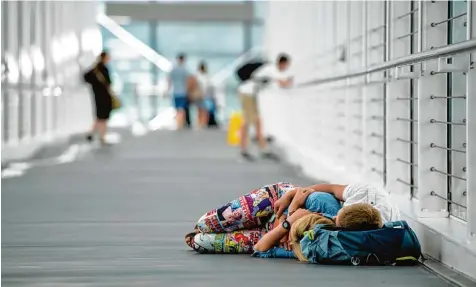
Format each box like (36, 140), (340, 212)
(259, 0), (475, 240)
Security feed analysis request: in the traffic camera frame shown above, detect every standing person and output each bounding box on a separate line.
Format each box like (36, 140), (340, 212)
(168, 53), (194, 129)
(237, 53), (293, 161)
(195, 62), (214, 128)
(84, 51), (113, 145)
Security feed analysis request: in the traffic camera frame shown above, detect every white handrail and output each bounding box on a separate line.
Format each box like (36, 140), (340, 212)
(298, 38), (476, 87)
(96, 13), (173, 73)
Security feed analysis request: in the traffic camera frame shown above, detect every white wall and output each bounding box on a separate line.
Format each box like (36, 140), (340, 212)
(261, 0), (476, 281)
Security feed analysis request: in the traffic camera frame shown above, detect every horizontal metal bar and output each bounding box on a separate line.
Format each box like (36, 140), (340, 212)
(396, 31), (418, 40)
(369, 25), (386, 33)
(396, 97), (418, 100)
(430, 119), (466, 125)
(430, 191), (467, 209)
(396, 158), (418, 167)
(369, 43), (385, 51)
(370, 98), (384, 102)
(371, 116), (385, 120)
(397, 178), (418, 188)
(370, 132), (384, 138)
(353, 145), (363, 151)
(430, 95), (467, 99)
(431, 12), (467, 27)
(397, 117), (418, 122)
(395, 9), (418, 20)
(371, 168), (384, 175)
(371, 150), (384, 157)
(396, 138), (418, 145)
(298, 39), (476, 88)
(430, 143), (466, 153)
(430, 167), (467, 181)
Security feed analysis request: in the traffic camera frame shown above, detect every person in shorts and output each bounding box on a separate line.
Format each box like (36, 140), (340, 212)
(168, 53), (194, 129)
(238, 54), (293, 161)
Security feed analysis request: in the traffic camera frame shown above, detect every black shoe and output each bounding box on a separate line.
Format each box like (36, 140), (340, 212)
(86, 134), (93, 142)
(262, 152), (279, 161)
(241, 152), (255, 161)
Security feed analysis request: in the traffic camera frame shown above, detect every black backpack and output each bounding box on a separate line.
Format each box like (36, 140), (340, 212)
(236, 61), (266, 82)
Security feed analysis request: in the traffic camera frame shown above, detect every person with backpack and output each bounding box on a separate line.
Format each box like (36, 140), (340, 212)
(236, 53), (293, 161)
(83, 51), (117, 145)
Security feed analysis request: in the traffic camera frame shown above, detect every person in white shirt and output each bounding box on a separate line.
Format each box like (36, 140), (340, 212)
(274, 183), (400, 224)
(238, 53), (293, 161)
(195, 62), (214, 128)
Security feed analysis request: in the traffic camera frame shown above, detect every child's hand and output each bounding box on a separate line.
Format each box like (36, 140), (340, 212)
(288, 188), (314, 216)
(274, 194), (293, 218)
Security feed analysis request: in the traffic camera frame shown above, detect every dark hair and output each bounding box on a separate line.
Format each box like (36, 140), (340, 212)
(277, 53), (290, 64)
(99, 50), (109, 60)
(199, 62), (207, 73)
(99, 51), (109, 62)
(177, 53), (186, 61)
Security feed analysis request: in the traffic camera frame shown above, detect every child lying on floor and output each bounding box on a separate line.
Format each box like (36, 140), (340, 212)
(185, 182), (385, 257)
(253, 203), (383, 260)
(186, 182), (341, 254)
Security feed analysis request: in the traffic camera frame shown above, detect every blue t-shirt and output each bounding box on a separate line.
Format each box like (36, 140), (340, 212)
(304, 192), (342, 219)
(169, 65), (190, 95)
(253, 192), (342, 259)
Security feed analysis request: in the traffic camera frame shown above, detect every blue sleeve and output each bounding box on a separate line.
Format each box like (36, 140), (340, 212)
(252, 247), (296, 259)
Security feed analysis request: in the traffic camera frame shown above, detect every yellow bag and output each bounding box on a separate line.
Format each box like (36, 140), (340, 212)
(111, 94), (121, 110)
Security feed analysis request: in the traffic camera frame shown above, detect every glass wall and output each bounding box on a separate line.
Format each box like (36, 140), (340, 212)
(100, 1), (266, 121)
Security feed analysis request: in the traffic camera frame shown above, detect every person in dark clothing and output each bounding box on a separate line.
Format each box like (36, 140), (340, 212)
(84, 51), (113, 144)
(207, 98), (219, 128)
(185, 99), (192, 128)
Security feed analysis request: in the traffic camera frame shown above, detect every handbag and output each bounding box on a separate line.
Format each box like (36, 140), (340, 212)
(94, 66), (121, 110)
(188, 87), (204, 102)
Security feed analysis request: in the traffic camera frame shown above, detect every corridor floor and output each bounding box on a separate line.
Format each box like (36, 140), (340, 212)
(2, 130), (453, 286)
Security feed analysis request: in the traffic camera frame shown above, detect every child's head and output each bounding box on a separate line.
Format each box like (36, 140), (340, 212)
(290, 214), (335, 262)
(335, 203), (383, 230)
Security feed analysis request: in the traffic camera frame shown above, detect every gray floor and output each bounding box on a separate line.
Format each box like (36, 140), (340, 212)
(2, 130), (453, 286)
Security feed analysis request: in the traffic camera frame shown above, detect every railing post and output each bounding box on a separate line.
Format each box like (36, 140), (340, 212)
(466, 0), (476, 240)
(417, 0), (449, 218)
(386, 1), (413, 196)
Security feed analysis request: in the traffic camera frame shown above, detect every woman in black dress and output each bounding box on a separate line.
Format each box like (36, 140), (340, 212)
(85, 51), (113, 144)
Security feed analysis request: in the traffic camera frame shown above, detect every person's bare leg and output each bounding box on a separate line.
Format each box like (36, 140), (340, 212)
(87, 120), (99, 141)
(98, 120), (107, 143)
(240, 123), (254, 160)
(176, 109), (185, 129)
(240, 123), (248, 153)
(256, 119), (267, 151)
(198, 108), (207, 128)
